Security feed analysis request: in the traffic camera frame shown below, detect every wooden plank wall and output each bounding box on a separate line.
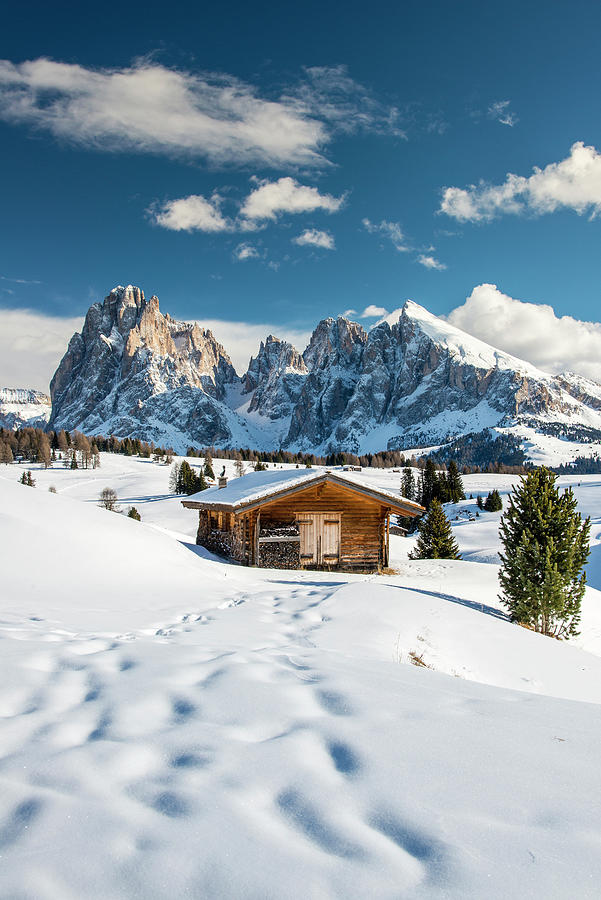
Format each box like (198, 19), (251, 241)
(253, 482), (385, 571)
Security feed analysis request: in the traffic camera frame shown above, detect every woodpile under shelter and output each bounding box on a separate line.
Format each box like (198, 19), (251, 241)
(182, 468), (424, 573)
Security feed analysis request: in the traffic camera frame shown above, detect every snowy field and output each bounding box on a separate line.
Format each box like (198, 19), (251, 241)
(1, 454), (601, 898)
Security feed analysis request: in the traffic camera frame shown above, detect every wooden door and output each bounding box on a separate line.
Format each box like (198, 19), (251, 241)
(298, 514), (317, 564)
(297, 513), (340, 566)
(320, 514), (341, 564)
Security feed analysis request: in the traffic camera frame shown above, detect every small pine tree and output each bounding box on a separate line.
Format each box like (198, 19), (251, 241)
(195, 469), (208, 492)
(499, 467), (590, 638)
(254, 459), (267, 471)
(476, 495), (484, 510)
(203, 450), (215, 480)
(19, 470), (36, 487)
(401, 466), (415, 501)
(419, 459), (438, 509)
(484, 489), (503, 512)
(446, 460), (465, 503)
(127, 506), (141, 521)
(409, 499), (461, 560)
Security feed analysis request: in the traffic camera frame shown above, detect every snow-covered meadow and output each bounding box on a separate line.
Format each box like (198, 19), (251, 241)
(1, 454), (601, 898)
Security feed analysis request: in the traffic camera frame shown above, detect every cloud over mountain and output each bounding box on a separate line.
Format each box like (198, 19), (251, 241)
(447, 283), (601, 381)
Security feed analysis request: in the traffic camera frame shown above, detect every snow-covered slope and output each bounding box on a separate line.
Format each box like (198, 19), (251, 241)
(0, 387), (51, 430)
(2, 457), (601, 896)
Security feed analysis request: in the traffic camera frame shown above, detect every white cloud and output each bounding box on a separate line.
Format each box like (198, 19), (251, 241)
(0, 58), (328, 168)
(0, 308), (83, 393)
(240, 177), (344, 221)
(287, 65), (405, 138)
(233, 242), (259, 261)
(447, 283), (601, 381)
(488, 100), (518, 127)
(0, 59), (403, 170)
(292, 229), (335, 249)
(417, 253), (447, 270)
(197, 319), (312, 374)
(1, 274), (42, 285)
(360, 304), (388, 318)
(440, 142), (601, 222)
(153, 179), (344, 234)
(152, 194), (229, 232)
(341, 308), (357, 317)
(362, 218), (408, 252)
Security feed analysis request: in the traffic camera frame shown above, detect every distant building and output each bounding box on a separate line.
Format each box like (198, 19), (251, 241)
(182, 468), (423, 572)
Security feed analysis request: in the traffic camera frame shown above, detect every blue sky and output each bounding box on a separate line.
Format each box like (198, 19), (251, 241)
(2, 0), (601, 389)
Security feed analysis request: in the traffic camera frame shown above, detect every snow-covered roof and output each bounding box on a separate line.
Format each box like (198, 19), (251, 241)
(182, 467), (424, 514)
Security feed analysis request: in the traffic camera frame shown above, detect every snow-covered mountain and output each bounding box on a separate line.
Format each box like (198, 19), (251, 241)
(0, 387), (51, 430)
(48, 285), (601, 455)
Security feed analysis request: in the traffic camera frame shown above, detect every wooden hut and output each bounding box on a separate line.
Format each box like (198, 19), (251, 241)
(182, 468), (424, 573)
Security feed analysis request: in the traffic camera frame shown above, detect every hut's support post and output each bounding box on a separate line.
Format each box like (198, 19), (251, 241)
(253, 511), (261, 566)
(385, 510), (390, 568)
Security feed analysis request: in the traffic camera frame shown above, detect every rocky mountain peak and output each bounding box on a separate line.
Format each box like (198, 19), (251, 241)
(303, 316), (367, 372)
(49, 287), (239, 446)
(244, 335), (307, 394)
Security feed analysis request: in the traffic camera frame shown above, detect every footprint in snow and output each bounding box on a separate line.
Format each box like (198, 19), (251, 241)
(327, 740), (361, 776)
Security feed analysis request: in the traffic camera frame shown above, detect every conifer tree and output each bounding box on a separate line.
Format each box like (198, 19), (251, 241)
(203, 450), (215, 480)
(484, 489), (503, 511)
(127, 506), (141, 521)
(420, 459), (439, 509)
(401, 466), (415, 500)
(446, 460), (465, 503)
(499, 468), (590, 638)
(409, 499), (461, 559)
(476, 495), (484, 510)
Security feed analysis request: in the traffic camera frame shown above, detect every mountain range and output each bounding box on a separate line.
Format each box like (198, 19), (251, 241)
(0, 388), (51, 431)
(43, 284), (601, 457)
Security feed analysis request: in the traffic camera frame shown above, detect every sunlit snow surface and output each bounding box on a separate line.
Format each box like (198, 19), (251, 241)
(1, 455), (601, 898)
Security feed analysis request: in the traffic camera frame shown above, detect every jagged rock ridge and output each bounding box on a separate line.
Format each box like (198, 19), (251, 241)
(48, 286), (601, 454)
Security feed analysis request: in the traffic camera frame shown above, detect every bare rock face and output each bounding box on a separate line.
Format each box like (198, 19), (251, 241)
(49, 286), (240, 447)
(243, 335), (307, 421)
(286, 317), (368, 447)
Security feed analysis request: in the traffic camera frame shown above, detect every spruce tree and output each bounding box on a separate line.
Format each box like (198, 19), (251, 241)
(499, 467), (590, 638)
(409, 499), (461, 560)
(420, 459), (438, 509)
(484, 489), (503, 512)
(203, 450), (215, 480)
(195, 469), (208, 492)
(401, 466), (415, 500)
(127, 506), (141, 521)
(446, 460), (465, 503)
